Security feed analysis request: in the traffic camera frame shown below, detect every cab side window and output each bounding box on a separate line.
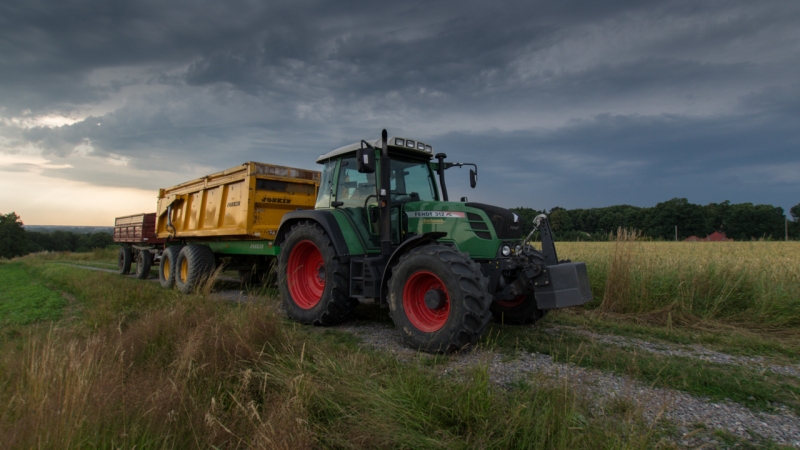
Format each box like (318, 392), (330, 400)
(335, 156), (376, 209)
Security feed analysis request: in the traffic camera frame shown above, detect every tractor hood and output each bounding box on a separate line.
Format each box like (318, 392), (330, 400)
(401, 201), (523, 259)
(463, 203), (523, 240)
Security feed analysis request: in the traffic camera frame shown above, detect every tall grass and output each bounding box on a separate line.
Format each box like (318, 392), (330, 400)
(1, 257), (656, 449)
(557, 231), (800, 327)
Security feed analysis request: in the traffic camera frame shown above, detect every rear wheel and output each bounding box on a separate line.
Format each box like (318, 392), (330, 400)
(175, 245), (216, 294)
(388, 245), (492, 353)
(278, 221), (356, 325)
(135, 250), (152, 279)
(490, 294), (547, 325)
(158, 245), (183, 289)
(118, 246), (132, 275)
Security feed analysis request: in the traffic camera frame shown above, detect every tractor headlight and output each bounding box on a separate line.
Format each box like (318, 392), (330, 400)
(406, 140), (416, 148)
(501, 245), (511, 257)
(395, 138), (405, 146)
(515, 245), (522, 254)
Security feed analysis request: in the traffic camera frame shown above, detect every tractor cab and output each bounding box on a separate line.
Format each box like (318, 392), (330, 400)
(314, 136), (444, 251)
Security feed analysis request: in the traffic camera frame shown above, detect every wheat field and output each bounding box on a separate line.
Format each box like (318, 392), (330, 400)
(555, 234), (800, 327)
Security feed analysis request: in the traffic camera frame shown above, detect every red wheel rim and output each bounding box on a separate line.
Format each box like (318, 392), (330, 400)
(287, 240), (325, 309)
(497, 294), (526, 308)
(402, 271), (450, 332)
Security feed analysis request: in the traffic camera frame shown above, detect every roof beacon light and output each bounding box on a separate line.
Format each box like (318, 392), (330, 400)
(394, 138), (405, 146)
(406, 140), (416, 148)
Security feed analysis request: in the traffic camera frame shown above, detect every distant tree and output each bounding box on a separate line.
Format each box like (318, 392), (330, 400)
(791, 203), (800, 222)
(723, 203), (785, 240)
(645, 198), (706, 240)
(548, 207), (574, 236)
(0, 212), (28, 259)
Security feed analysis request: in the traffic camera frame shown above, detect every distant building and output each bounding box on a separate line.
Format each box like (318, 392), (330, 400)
(683, 231), (732, 242)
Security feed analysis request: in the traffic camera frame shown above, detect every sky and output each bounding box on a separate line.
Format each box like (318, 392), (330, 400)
(1, 0), (798, 225)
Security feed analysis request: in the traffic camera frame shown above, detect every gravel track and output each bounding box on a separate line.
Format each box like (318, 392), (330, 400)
(551, 326), (800, 379)
(334, 322), (800, 448)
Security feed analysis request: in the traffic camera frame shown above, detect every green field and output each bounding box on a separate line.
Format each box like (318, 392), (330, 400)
(0, 262), (66, 325)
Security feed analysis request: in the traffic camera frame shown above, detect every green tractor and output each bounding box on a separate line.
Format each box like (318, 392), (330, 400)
(275, 130), (592, 352)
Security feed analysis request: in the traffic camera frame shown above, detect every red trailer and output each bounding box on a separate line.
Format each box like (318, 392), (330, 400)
(113, 213), (165, 278)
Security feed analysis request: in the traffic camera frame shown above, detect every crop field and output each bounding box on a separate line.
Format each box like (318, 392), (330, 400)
(1, 240), (799, 449)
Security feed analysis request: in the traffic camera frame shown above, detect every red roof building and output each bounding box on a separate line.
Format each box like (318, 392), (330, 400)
(683, 231), (732, 242)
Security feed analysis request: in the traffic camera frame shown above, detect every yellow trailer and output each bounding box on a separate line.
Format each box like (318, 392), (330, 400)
(156, 161), (320, 240)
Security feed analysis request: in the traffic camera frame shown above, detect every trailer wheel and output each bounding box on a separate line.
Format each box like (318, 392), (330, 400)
(490, 294), (548, 325)
(135, 250), (152, 280)
(175, 245), (216, 294)
(159, 245), (183, 289)
(388, 245), (492, 353)
(118, 246), (132, 275)
(278, 221), (356, 325)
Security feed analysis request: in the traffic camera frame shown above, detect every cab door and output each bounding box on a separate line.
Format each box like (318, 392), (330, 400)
(333, 156), (380, 250)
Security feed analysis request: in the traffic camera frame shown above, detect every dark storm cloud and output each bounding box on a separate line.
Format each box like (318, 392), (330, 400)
(2, 0), (799, 214)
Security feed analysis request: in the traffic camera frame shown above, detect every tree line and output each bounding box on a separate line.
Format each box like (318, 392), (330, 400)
(3, 199), (799, 259)
(0, 212), (114, 259)
(511, 198), (800, 241)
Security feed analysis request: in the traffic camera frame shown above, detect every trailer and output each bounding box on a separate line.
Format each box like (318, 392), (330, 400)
(113, 161), (320, 291)
(113, 213), (165, 279)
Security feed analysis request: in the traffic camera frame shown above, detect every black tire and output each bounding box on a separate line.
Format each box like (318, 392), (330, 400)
(118, 246), (132, 275)
(278, 221), (356, 325)
(175, 245), (217, 294)
(490, 294), (548, 325)
(388, 245), (492, 353)
(158, 245), (183, 289)
(135, 250), (153, 280)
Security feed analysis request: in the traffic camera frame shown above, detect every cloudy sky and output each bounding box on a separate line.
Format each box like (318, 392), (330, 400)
(1, 0), (798, 225)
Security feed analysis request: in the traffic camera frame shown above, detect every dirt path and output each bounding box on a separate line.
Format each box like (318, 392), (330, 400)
(333, 322), (800, 448)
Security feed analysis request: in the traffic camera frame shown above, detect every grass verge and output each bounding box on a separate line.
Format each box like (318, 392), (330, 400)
(1, 255), (658, 449)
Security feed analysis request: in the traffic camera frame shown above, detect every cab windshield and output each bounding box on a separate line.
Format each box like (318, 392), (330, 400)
(390, 157), (437, 202)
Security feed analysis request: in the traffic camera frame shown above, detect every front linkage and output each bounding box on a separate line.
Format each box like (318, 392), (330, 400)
(488, 214), (593, 313)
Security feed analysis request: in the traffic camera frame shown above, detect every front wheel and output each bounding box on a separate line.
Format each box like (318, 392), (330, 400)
(490, 294), (548, 325)
(118, 246), (132, 275)
(388, 245), (492, 353)
(277, 221), (356, 325)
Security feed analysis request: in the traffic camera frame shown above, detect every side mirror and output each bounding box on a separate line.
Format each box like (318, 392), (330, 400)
(356, 147), (375, 173)
(469, 169), (477, 188)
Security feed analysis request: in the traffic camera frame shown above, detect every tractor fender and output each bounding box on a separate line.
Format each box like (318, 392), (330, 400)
(275, 210), (350, 257)
(379, 232), (447, 305)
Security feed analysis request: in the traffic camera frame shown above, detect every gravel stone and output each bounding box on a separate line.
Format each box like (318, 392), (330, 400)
(333, 321), (800, 447)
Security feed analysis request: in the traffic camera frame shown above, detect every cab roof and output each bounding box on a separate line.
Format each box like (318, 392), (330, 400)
(316, 137), (434, 164)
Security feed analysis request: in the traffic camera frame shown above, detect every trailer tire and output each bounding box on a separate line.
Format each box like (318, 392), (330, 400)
(175, 245), (216, 294)
(159, 245), (183, 289)
(278, 221), (356, 325)
(135, 250), (152, 280)
(388, 245), (492, 353)
(118, 246), (132, 275)
(490, 295), (548, 325)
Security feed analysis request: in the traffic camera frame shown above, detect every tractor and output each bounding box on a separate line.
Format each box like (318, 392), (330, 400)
(275, 130), (592, 352)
